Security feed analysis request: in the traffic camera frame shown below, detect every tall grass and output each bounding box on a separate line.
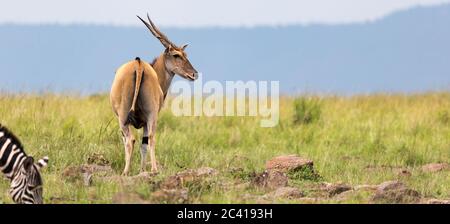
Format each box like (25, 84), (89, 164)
(0, 92), (449, 203)
(293, 97), (322, 125)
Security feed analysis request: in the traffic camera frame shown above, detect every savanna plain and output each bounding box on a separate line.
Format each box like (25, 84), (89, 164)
(0, 92), (449, 204)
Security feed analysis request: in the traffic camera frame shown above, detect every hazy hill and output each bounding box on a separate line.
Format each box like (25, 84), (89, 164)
(0, 4), (449, 94)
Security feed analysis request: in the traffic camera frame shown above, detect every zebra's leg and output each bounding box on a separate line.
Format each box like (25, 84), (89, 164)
(140, 124), (148, 173)
(121, 124), (135, 176)
(148, 116), (158, 173)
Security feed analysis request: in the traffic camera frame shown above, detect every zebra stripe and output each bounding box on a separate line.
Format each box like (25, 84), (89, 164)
(0, 125), (48, 204)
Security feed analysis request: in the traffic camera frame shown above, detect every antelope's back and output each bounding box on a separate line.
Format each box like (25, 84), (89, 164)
(110, 60), (161, 118)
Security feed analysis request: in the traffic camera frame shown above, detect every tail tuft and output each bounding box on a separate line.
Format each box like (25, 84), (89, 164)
(126, 110), (136, 126)
(125, 111), (145, 129)
(135, 57), (141, 63)
(37, 156), (49, 170)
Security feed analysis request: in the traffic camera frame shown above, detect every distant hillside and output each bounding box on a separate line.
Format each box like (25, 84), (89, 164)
(0, 4), (449, 94)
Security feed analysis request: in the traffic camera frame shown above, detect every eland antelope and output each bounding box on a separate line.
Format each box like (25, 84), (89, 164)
(110, 14), (198, 175)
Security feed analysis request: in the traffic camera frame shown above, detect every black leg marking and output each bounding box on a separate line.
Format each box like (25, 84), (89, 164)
(142, 136), (149, 145)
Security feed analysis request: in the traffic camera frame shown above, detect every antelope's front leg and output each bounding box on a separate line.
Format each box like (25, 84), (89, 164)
(148, 118), (158, 173)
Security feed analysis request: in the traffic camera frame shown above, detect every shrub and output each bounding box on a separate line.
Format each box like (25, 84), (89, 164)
(293, 97), (322, 125)
(437, 110), (449, 125)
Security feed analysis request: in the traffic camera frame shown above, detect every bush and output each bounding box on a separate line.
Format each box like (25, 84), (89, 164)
(293, 97), (322, 125)
(437, 110), (449, 125)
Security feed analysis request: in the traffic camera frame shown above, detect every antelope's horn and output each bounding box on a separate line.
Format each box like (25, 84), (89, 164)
(137, 14), (176, 49)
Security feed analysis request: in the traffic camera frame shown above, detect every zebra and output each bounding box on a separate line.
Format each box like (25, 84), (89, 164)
(0, 124), (48, 204)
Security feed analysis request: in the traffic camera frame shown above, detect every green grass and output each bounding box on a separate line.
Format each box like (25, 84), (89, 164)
(0, 92), (449, 203)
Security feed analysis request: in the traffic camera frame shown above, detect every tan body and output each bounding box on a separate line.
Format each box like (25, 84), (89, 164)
(110, 14), (198, 175)
(110, 59), (163, 174)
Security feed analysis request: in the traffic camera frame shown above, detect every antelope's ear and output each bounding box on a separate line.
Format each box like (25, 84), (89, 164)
(181, 44), (188, 50)
(23, 157), (34, 172)
(36, 156), (49, 170)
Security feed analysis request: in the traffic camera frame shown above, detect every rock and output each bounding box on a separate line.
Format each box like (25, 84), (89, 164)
(423, 199), (450, 204)
(151, 189), (189, 204)
(177, 167), (218, 181)
(160, 175), (183, 189)
(112, 192), (147, 204)
(221, 181), (251, 191)
(354, 184), (379, 191)
(87, 153), (110, 166)
(372, 189), (421, 203)
(98, 172), (157, 188)
(62, 164), (114, 186)
(160, 167), (218, 189)
(82, 173), (93, 187)
(266, 155), (313, 172)
(333, 190), (357, 200)
(321, 183), (353, 197)
(421, 163), (449, 173)
(251, 170), (288, 189)
(264, 187), (304, 199)
(372, 181), (421, 203)
(235, 182), (251, 190)
(377, 181), (406, 191)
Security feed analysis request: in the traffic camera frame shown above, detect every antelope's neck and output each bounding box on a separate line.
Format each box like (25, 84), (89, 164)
(153, 54), (173, 100)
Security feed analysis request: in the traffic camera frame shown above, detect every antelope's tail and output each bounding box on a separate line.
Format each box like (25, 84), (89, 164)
(130, 57), (144, 112)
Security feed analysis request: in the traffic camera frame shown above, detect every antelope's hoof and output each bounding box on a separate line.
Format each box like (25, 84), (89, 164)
(150, 168), (159, 175)
(121, 170), (130, 176)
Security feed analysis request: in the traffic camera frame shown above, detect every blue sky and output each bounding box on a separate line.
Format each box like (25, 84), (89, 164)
(1, 0), (449, 27)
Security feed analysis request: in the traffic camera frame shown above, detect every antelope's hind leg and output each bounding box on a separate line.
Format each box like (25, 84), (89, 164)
(140, 124), (148, 173)
(120, 124), (135, 176)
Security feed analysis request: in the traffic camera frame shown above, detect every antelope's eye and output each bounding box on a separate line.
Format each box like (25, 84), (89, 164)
(173, 54), (181, 59)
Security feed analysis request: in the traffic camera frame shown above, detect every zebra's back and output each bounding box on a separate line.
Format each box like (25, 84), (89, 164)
(0, 125), (27, 179)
